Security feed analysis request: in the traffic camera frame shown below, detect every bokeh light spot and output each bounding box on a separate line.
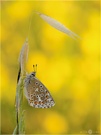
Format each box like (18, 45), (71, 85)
(43, 112), (68, 133)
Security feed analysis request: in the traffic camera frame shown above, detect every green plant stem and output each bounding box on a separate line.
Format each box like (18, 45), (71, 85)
(13, 76), (25, 135)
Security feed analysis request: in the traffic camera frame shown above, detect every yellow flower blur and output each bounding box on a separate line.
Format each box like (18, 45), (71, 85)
(43, 112), (68, 133)
(1, 0), (100, 134)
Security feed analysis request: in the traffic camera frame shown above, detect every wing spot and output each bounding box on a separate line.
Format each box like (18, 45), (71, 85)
(40, 85), (43, 88)
(42, 101), (45, 104)
(33, 93), (36, 96)
(39, 101), (41, 104)
(40, 93), (44, 97)
(46, 91), (49, 94)
(29, 99), (33, 103)
(40, 89), (43, 92)
(46, 95), (48, 98)
(35, 82), (38, 85)
(34, 101), (38, 105)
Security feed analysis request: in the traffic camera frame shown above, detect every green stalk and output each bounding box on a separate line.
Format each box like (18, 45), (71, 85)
(13, 38), (28, 135)
(13, 75), (25, 135)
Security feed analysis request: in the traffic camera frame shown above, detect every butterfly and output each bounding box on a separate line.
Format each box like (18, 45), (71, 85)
(24, 65), (55, 108)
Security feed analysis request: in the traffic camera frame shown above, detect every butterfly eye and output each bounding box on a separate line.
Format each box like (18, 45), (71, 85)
(31, 73), (35, 76)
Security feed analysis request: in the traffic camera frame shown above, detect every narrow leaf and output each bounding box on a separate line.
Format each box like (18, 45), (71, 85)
(19, 110), (25, 134)
(35, 11), (80, 40)
(12, 125), (17, 135)
(19, 38), (29, 76)
(13, 38), (28, 134)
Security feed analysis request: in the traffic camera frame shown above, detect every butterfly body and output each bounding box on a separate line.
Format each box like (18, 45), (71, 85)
(24, 72), (55, 108)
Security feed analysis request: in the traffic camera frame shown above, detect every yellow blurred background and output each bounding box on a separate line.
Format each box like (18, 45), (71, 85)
(1, 1), (100, 134)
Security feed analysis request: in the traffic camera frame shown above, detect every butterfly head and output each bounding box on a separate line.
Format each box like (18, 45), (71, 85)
(31, 71), (36, 77)
(30, 64), (37, 77)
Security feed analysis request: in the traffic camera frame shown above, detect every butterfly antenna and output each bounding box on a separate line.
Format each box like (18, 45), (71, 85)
(36, 64), (37, 73)
(33, 64), (37, 73)
(33, 65), (35, 72)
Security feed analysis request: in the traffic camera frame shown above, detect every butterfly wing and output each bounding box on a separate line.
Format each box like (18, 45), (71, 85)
(24, 73), (55, 108)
